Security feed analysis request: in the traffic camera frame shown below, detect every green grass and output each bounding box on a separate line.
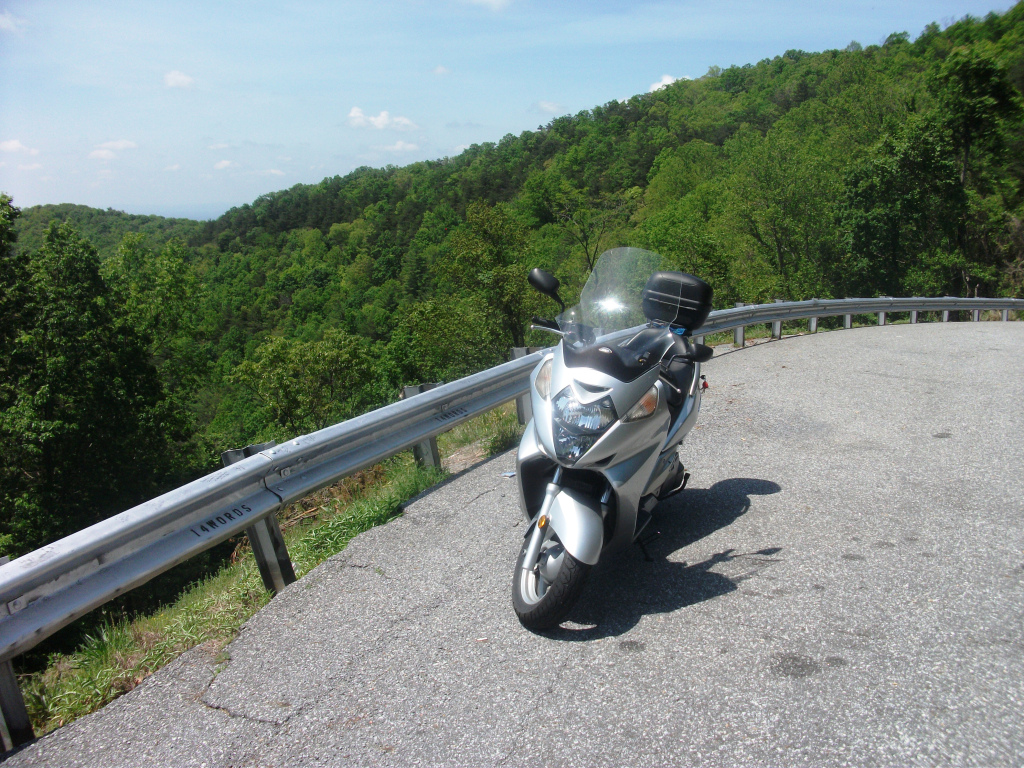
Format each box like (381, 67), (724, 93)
(437, 401), (524, 457)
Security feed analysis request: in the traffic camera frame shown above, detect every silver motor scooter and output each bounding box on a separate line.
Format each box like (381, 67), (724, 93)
(512, 247), (713, 630)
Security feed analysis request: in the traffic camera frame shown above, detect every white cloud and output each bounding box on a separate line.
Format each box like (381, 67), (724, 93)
(164, 70), (194, 89)
(260, 169), (285, 176)
(1, 139), (39, 155)
(214, 160), (233, 170)
(208, 142), (230, 150)
(537, 101), (561, 114)
(0, 10), (27, 33)
(649, 74), (688, 92)
(453, 144), (470, 154)
(87, 140), (137, 161)
(433, 65), (451, 75)
(18, 163), (42, 171)
(165, 163), (181, 171)
(98, 139), (137, 150)
(379, 141), (419, 152)
(465, 0), (510, 10)
(348, 107), (417, 131)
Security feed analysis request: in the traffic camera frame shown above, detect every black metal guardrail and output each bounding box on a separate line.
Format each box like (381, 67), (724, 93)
(1, 295), (1021, 750)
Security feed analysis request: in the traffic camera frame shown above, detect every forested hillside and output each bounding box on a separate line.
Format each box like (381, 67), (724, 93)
(15, 203), (201, 256)
(4, 6), (1024, 560)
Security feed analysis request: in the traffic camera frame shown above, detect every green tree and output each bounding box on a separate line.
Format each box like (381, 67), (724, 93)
(103, 235), (207, 380)
(633, 206), (736, 307)
(387, 294), (506, 384)
(434, 202), (537, 347)
(0, 196), (33, 399)
(730, 128), (840, 299)
(102, 233), (210, 475)
(0, 220), (176, 554)
(520, 170), (634, 273)
(935, 45), (1022, 184)
(229, 329), (377, 435)
(838, 117), (972, 297)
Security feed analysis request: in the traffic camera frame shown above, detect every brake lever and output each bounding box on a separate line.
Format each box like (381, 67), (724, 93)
(530, 324), (567, 337)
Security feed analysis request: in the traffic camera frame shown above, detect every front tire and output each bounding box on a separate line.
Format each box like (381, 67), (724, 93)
(512, 532), (591, 631)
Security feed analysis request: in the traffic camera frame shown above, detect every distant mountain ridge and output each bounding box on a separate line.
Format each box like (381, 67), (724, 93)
(14, 203), (202, 259)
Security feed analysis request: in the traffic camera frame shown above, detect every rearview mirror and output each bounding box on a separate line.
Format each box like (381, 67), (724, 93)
(688, 342), (714, 363)
(528, 268), (565, 311)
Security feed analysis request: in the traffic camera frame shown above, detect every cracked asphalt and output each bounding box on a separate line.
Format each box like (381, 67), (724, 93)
(5, 322), (1024, 767)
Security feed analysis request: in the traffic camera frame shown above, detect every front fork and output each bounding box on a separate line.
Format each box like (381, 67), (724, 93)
(521, 467), (563, 572)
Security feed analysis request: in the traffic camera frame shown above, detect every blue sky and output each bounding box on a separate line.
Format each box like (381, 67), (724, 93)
(0, 0), (1014, 220)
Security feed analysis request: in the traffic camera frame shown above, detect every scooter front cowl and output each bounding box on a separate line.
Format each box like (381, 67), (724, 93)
(545, 487), (604, 565)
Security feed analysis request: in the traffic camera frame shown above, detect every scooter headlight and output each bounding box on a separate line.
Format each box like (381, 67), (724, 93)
(551, 386), (617, 465)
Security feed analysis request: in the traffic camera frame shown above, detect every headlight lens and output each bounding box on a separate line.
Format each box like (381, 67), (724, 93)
(551, 386), (617, 465)
(535, 358), (552, 400)
(622, 384), (659, 422)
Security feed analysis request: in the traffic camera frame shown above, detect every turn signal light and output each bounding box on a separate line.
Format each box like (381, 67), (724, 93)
(622, 384), (659, 422)
(535, 358), (553, 399)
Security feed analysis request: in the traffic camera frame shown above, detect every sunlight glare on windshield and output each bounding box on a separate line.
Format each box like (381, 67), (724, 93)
(598, 297), (626, 313)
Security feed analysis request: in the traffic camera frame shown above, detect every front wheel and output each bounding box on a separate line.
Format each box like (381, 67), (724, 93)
(512, 532), (591, 631)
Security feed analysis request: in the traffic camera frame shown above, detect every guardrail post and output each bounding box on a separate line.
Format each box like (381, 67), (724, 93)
(1003, 309), (1010, 321)
(878, 311), (886, 326)
(0, 553), (32, 752)
(942, 310), (950, 322)
(511, 349), (543, 425)
(0, 658), (32, 751)
(693, 335), (704, 345)
(809, 316), (818, 333)
(221, 444), (296, 595)
(245, 517), (296, 594)
(972, 309), (981, 322)
(911, 310), (918, 324)
(400, 385), (442, 468)
(844, 314), (852, 330)
(771, 299), (783, 339)
(733, 303), (745, 348)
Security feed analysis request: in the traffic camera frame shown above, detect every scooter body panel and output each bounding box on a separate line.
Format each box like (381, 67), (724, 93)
(545, 488), (604, 565)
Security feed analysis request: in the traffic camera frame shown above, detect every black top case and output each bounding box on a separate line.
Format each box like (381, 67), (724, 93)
(641, 271), (713, 334)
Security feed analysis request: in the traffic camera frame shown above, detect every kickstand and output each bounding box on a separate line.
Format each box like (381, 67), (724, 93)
(636, 530), (661, 562)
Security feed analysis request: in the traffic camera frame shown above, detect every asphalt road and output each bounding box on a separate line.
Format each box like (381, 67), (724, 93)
(6, 322), (1024, 767)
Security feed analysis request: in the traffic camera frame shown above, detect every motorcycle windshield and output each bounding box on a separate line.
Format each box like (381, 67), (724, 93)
(557, 247), (666, 336)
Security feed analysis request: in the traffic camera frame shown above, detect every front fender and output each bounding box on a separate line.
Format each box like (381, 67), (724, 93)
(546, 488), (603, 565)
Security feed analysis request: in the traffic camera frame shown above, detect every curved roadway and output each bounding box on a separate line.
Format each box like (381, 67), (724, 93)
(7, 322), (1024, 767)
